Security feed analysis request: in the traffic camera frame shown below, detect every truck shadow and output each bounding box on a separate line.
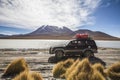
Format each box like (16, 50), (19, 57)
(48, 56), (106, 66)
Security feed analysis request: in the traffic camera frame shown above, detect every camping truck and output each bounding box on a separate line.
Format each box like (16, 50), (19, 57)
(49, 34), (98, 58)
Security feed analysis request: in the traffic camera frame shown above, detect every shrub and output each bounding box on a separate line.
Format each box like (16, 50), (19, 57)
(63, 58), (74, 68)
(52, 61), (66, 78)
(3, 58), (29, 77)
(13, 71), (43, 80)
(107, 61), (120, 80)
(13, 71), (33, 80)
(68, 69), (105, 80)
(78, 58), (92, 72)
(65, 59), (80, 78)
(66, 58), (105, 80)
(76, 72), (89, 80)
(52, 59), (74, 78)
(67, 58), (92, 80)
(90, 69), (105, 80)
(31, 71), (43, 80)
(92, 63), (106, 77)
(76, 71), (105, 80)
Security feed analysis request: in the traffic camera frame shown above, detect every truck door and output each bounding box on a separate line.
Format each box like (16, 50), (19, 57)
(77, 40), (86, 51)
(66, 40), (78, 53)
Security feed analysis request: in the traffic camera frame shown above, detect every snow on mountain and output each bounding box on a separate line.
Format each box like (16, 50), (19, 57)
(0, 25), (119, 40)
(29, 25), (74, 36)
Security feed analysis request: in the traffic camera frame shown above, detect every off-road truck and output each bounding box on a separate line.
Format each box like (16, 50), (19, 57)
(49, 35), (98, 58)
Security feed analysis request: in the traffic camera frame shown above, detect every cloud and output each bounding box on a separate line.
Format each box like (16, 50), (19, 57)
(0, 0), (101, 30)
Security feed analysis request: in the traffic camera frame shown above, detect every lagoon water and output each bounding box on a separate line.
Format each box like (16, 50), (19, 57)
(0, 39), (120, 49)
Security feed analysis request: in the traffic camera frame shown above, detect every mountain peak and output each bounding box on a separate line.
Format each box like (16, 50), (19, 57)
(0, 25), (119, 40)
(29, 25), (73, 36)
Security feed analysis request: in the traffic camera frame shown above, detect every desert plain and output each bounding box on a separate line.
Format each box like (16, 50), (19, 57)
(0, 48), (120, 80)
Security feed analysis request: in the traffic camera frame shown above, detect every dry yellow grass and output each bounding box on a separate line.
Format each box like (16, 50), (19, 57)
(31, 71), (43, 80)
(65, 59), (80, 78)
(63, 58), (74, 68)
(3, 58), (29, 77)
(13, 71), (43, 80)
(107, 61), (120, 80)
(52, 59), (74, 78)
(92, 63), (106, 77)
(52, 61), (66, 78)
(13, 71), (33, 80)
(66, 58), (92, 80)
(66, 58), (105, 80)
(90, 69), (105, 80)
(74, 58), (92, 74)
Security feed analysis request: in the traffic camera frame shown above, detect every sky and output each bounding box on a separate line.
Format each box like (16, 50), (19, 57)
(0, 0), (120, 37)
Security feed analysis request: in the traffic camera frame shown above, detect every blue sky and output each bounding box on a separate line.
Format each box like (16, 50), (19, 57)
(80, 0), (120, 37)
(0, 0), (120, 37)
(0, 26), (31, 35)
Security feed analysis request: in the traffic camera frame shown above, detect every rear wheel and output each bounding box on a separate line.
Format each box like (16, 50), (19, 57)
(83, 50), (94, 57)
(55, 50), (64, 59)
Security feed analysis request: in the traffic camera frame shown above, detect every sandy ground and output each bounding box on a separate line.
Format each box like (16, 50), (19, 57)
(0, 48), (120, 80)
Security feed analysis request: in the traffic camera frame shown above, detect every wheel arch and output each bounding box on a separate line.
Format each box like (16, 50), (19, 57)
(83, 48), (93, 53)
(54, 48), (65, 54)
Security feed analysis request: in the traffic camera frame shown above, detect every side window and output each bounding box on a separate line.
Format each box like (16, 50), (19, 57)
(87, 40), (95, 45)
(72, 40), (77, 46)
(74, 41), (77, 44)
(78, 41), (81, 45)
(78, 41), (81, 44)
(78, 41), (85, 46)
(68, 40), (77, 46)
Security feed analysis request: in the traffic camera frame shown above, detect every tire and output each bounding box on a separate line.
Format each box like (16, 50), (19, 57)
(83, 50), (94, 57)
(55, 50), (64, 58)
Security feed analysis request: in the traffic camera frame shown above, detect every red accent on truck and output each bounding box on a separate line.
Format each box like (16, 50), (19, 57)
(75, 33), (88, 39)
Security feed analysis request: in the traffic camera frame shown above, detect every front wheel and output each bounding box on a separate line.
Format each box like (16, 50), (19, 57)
(83, 50), (94, 57)
(55, 50), (64, 59)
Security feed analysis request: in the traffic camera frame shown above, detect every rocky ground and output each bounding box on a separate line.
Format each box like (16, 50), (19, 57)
(0, 48), (120, 80)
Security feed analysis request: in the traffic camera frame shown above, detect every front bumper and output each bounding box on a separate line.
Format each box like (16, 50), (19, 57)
(49, 47), (53, 54)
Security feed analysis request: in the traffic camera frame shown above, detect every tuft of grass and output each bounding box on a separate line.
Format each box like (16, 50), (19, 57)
(92, 63), (106, 77)
(65, 59), (80, 78)
(13, 71), (43, 80)
(30, 71), (43, 80)
(90, 69), (105, 80)
(63, 58), (74, 68)
(52, 58), (107, 80)
(78, 58), (92, 72)
(66, 58), (93, 80)
(52, 59), (74, 78)
(3, 58), (29, 77)
(107, 61), (120, 80)
(13, 71), (33, 80)
(66, 58), (105, 80)
(52, 61), (66, 78)
(76, 72), (89, 80)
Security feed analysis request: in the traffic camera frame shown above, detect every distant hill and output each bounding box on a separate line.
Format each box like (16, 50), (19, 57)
(0, 34), (8, 37)
(75, 29), (118, 40)
(0, 25), (119, 40)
